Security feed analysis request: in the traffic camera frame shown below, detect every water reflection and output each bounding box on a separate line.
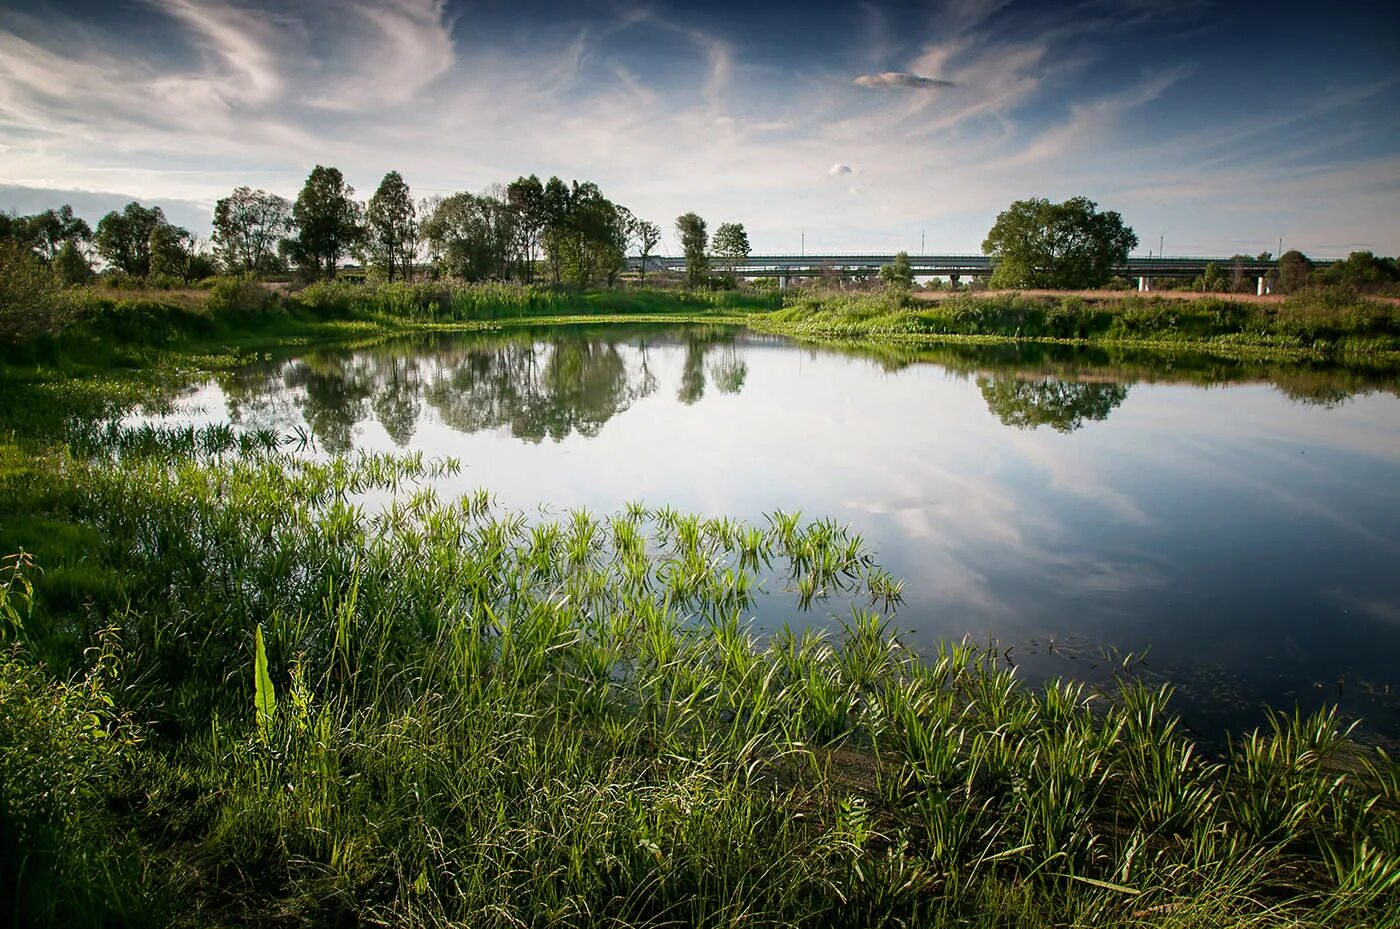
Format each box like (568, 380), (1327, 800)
(978, 376), (1130, 433)
(147, 324), (1400, 742)
(215, 330), (1400, 450)
(218, 325), (749, 447)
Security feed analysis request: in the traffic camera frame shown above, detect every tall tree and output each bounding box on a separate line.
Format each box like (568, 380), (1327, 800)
(283, 166), (363, 281)
(93, 202), (170, 276)
(982, 196), (1137, 289)
(365, 171), (418, 282)
(148, 222), (194, 280)
(421, 192), (516, 282)
(212, 187), (292, 275)
(675, 212), (708, 288)
(14, 205), (91, 263)
(505, 175), (546, 282)
(541, 176), (572, 284)
(633, 219), (661, 282)
(712, 222), (751, 274)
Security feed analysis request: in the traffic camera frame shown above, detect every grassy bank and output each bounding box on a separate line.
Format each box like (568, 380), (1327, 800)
(0, 384), (1397, 926)
(13, 278), (1400, 370)
(2, 280), (775, 372)
(755, 288), (1400, 358)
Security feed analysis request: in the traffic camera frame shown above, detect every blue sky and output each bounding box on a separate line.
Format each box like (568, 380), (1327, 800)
(1, 0), (1397, 256)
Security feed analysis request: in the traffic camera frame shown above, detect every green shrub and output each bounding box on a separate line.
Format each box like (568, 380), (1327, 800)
(0, 242), (69, 344)
(206, 275), (277, 315)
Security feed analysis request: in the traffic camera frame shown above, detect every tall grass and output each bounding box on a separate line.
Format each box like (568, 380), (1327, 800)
(0, 415), (1395, 927)
(761, 288), (1400, 355)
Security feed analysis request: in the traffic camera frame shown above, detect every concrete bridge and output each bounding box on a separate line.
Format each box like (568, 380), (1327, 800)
(626, 254), (1334, 295)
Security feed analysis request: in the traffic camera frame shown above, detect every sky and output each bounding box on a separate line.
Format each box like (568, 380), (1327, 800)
(1, 0), (1397, 257)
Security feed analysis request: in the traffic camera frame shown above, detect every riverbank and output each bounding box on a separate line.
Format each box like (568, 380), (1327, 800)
(752, 288), (1400, 361)
(14, 280), (1400, 372)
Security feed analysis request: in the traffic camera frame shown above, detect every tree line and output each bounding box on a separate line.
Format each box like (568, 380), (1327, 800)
(5, 183), (1393, 296)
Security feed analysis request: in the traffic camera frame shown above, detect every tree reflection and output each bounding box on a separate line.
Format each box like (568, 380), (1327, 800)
(977, 375), (1129, 433)
(677, 337), (708, 405)
(215, 330), (749, 447)
(708, 346), (748, 395)
(286, 356), (375, 453)
(371, 356), (422, 446)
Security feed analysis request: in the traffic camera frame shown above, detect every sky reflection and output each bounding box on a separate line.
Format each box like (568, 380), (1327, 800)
(132, 326), (1400, 738)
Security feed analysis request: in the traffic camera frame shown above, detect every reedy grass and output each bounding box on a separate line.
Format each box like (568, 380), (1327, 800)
(756, 289), (1400, 359)
(1, 416), (1396, 927)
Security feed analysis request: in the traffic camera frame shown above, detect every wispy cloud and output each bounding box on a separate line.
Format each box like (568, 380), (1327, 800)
(854, 71), (956, 90)
(0, 0), (1394, 255)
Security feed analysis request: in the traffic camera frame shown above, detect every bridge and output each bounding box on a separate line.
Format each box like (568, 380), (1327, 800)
(626, 254), (1333, 294)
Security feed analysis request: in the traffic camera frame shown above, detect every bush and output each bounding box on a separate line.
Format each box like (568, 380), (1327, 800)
(0, 242), (70, 344)
(206, 275), (277, 315)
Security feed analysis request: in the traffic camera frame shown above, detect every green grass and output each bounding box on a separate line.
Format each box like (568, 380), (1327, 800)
(0, 407), (1395, 927)
(755, 288), (1400, 359)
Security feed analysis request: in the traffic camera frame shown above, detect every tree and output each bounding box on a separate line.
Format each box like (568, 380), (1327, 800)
(505, 175), (546, 281)
(634, 219), (661, 281)
(147, 222), (194, 280)
(93, 202), (169, 276)
(365, 171), (418, 282)
(712, 222), (751, 273)
(1317, 251), (1400, 290)
(1277, 250), (1314, 293)
(421, 192), (516, 282)
(982, 196), (1137, 289)
(879, 251), (914, 292)
(541, 176), (572, 284)
(54, 239), (93, 285)
(10, 205), (91, 263)
(283, 166), (363, 281)
(1200, 261), (1223, 292)
(212, 187), (291, 275)
(676, 212), (708, 288)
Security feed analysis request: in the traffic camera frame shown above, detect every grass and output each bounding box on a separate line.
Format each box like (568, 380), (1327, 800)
(754, 287), (1400, 359)
(0, 401), (1396, 927)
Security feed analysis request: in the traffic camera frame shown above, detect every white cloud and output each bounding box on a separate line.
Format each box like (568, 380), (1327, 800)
(0, 2), (1394, 255)
(854, 71), (956, 90)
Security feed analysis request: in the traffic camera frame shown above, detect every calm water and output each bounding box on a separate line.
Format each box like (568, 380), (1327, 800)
(135, 324), (1400, 740)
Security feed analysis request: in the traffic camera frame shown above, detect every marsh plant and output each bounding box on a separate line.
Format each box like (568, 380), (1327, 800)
(0, 419), (1396, 927)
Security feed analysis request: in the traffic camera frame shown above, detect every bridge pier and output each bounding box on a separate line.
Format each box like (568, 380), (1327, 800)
(949, 274), (960, 289)
(1256, 276), (1269, 296)
(779, 273), (788, 291)
(1138, 276), (1152, 292)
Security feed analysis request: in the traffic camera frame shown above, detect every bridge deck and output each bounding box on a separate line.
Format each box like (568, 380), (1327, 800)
(626, 255), (1329, 279)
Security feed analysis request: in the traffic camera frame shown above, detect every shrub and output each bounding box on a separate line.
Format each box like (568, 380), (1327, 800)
(206, 275), (276, 315)
(0, 242), (70, 344)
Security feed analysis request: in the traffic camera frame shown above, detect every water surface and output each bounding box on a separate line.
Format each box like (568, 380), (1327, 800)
(137, 325), (1400, 739)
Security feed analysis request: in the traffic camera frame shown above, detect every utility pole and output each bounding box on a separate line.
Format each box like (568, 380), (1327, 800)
(921, 229), (925, 255)
(801, 230), (804, 257)
(1278, 236), (1283, 258)
(1159, 234), (1164, 258)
